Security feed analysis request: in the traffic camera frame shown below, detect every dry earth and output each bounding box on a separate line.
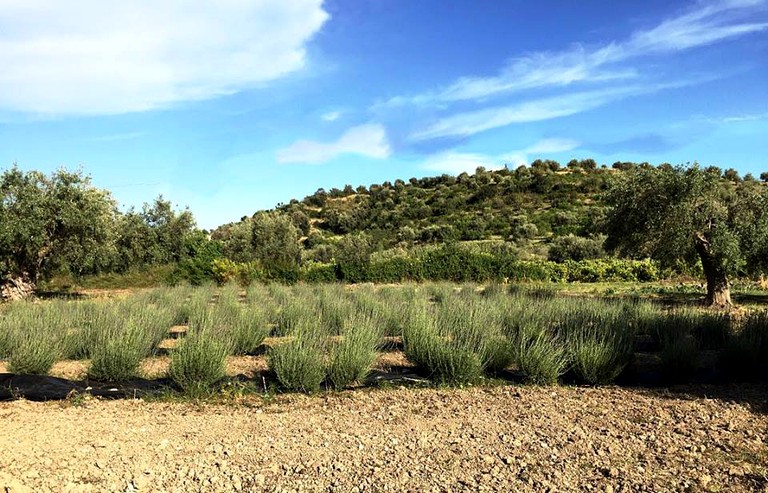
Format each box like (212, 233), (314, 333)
(1, 385), (767, 493)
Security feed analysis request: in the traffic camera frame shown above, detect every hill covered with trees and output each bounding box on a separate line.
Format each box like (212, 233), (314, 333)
(2, 161), (767, 304)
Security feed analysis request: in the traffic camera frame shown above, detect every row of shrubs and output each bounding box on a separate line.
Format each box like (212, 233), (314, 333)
(3, 283), (767, 397)
(210, 248), (661, 285)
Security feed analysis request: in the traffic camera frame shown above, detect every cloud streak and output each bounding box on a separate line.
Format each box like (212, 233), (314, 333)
(0, 1), (329, 115)
(277, 124), (391, 164)
(422, 138), (580, 174)
(382, 0), (767, 107)
(409, 84), (683, 141)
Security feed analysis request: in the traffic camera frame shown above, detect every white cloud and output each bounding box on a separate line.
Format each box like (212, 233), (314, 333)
(410, 86), (649, 141)
(277, 124), (391, 164)
(421, 138), (580, 174)
(321, 111), (342, 122)
(0, 1), (329, 115)
(381, 0), (767, 107)
(717, 111), (768, 123)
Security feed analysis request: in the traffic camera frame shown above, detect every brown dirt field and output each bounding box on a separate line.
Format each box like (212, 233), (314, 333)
(1, 385), (766, 492)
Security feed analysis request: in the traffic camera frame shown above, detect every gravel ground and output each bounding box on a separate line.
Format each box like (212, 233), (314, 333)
(1, 385), (766, 493)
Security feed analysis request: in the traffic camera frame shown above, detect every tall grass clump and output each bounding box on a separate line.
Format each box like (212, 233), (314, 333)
(2, 305), (60, 375)
(87, 318), (153, 382)
(559, 302), (636, 385)
(721, 310), (768, 381)
(6, 326), (59, 376)
(169, 329), (228, 396)
(402, 300), (486, 385)
(315, 286), (352, 336)
(268, 326), (327, 393)
(210, 302), (269, 355)
(660, 336), (699, 383)
(273, 297), (306, 337)
(327, 315), (382, 389)
(513, 328), (569, 385)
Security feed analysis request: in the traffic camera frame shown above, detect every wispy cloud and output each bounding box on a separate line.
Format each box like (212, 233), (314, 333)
(321, 111), (342, 122)
(381, 0), (767, 107)
(410, 84), (677, 141)
(422, 138), (580, 174)
(277, 124), (391, 164)
(715, 111), (768, 123)
(0, 1), (329, 115)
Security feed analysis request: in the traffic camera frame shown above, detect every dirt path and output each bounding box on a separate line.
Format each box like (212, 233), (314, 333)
(1, 385), (766, 492)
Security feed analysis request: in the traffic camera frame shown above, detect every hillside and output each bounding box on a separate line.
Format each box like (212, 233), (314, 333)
(215, 160), (623, 264)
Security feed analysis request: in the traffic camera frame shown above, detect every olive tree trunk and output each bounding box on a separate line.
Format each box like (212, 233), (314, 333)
(694, 234), (732, 308)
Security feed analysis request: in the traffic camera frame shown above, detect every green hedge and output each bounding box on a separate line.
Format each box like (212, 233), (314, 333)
(167, 244), (661, 285)
(307, 252), (660, 284)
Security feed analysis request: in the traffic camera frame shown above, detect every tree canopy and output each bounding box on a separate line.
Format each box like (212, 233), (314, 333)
(604, 164), (768, 306)
(0, 167), (116, 282)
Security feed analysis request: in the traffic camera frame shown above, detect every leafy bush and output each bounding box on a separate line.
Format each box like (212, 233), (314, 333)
(548, 235), (605, 262)
(661, 336), (699, 383)
(87, 321), (152, 382)
(169, 329), (228, 395)
(327, 315), (381, 389)
(211, 259), (263, 286)
(514, 330), (569, 385)
(268, 331), (327, 393)
(7, 332), (58, 375)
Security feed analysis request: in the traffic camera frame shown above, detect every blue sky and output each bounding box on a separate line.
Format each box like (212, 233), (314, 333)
(0, 0), (766, 229)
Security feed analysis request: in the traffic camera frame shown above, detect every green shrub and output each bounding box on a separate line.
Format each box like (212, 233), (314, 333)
(268, 332), (326, 393)
(227, 307), (269, 356)
(6, 330), (58, 375)
(87, 330), (148, 382)
(327, 315), (381, 389)
(570, 337), (629, 385)
(721, 311), (768, 381)
(402, 301), (490, 384)
(169, 330), (228, 395)
(514, 330), (569, 385)
(300, 262), (338, 283)
(660, 336), (699, 383)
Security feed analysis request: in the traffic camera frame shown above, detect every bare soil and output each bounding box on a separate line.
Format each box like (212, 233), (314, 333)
(1, 384), (766, 492)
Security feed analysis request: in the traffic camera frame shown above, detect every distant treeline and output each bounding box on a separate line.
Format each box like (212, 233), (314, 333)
(2, 161), (766, 292)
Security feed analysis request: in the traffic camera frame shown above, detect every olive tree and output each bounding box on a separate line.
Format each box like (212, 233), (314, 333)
(604, 164), (768, 307)
(0, 166), (117, 287)
(251, 211), (302, 278)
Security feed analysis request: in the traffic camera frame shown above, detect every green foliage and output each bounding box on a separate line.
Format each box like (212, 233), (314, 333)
(0, 166), (116, 282)
(169, 329), (228, 395)
(251, 212), (302, 279)
(112, 196), (198, 272)
(514, 329), (569, 385)
(87, 320), (151, 382)
(211, 258), (263, 286)
(327, 315), (381, 389)
(170, 234), (223, 286)
(605, 164), (768, 304)
(6, 327), (59, 375)
(268, 331), (327, 393)
(721, 311), (768, 381)
(548, 235), (606, 262)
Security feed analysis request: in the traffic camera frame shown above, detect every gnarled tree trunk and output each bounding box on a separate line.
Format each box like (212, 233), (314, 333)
(694, 234), (732, 308)
(0, 275), (35, 302)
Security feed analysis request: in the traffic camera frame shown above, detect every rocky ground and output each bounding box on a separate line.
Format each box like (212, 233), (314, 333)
(0, 384), (766, 493)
